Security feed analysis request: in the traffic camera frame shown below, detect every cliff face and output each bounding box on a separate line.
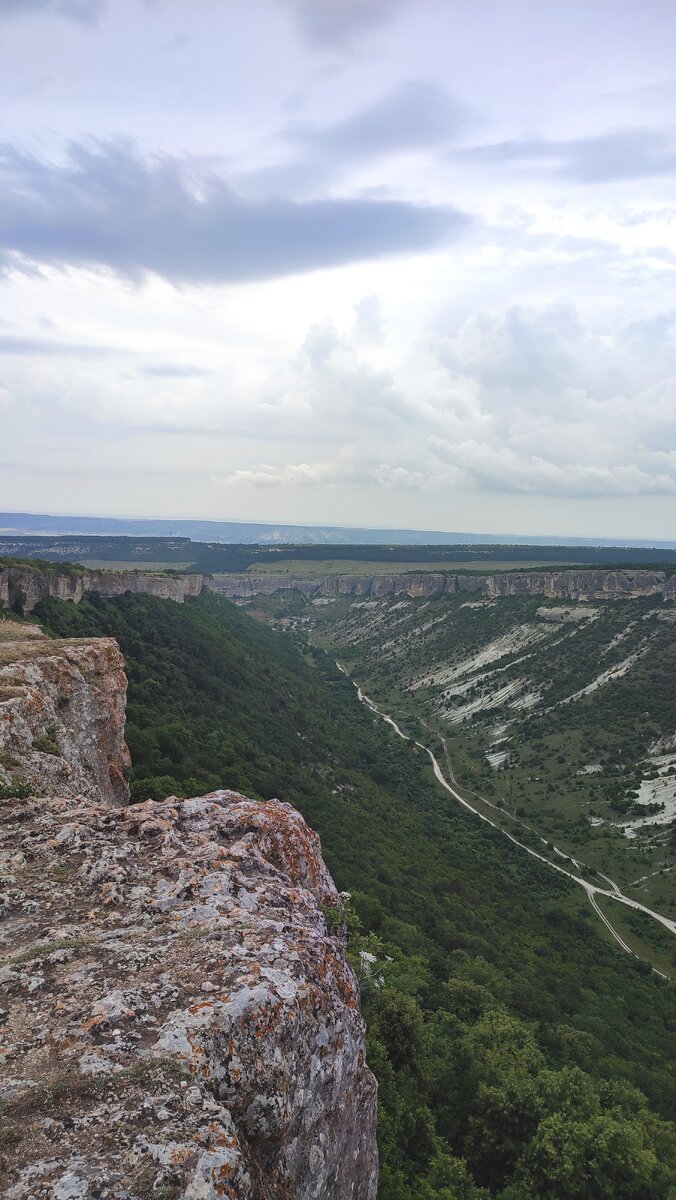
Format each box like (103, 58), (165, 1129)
(214, 567), (674, 603)
(0, 622), (130, 805)
(2, 562), (673, 614)
(0, 629), (378, 1200)
(0, 565), (207, 614)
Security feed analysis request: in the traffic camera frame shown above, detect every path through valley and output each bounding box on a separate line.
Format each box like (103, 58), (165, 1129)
(337, 663), (676, 976)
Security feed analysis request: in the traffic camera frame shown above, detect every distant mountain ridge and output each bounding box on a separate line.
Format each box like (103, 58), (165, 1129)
(1, 510), (675, 549)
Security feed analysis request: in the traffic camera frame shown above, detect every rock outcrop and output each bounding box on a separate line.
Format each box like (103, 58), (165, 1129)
(0, 622), (130, 805)
(0, 628), (378, 1200)
(214, 568), (675, 603)
(0, 565), (207, 614)
(2, 562), (674, 615)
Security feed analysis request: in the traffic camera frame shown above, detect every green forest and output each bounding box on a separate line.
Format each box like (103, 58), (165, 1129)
(3, 536), (676, 573)
(35, 591), (676, 1199)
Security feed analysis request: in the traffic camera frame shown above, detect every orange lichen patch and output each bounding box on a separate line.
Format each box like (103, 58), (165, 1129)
(168, 1145), (199, 1168)
(189, 1000), (216, 1015)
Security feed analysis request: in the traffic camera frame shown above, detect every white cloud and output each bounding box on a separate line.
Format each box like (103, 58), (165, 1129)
(429, 439), (676, 497)
(205, 299), (676, 501)
(2, 0), (676, 536)
(215, 461), (344, 488)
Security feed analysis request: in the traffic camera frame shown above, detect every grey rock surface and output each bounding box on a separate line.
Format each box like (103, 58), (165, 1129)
(0, 623), (130, 804)
(0, 624), (378, 1199)
(213, 568), (674, 603)
(0, 565), (206, 614)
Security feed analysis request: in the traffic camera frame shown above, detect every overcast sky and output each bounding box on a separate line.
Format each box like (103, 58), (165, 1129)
(1, 0), (675, 539)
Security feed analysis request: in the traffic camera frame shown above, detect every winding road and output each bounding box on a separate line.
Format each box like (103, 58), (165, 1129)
(337, 663), (676, 975)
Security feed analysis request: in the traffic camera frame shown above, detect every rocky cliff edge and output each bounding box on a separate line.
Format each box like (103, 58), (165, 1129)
(0, 622), (130, 805)
(0, 565), (207, 614)
(0, 625), (378, 1200)
(214, 568), (676, 603)
(3, 562), (675, 616)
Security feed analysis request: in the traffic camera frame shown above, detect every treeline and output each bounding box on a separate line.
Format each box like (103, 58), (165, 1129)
(0, 538), (192, 564)
(4, 536), (676, 574)
(171, 541), (676, 573)
(34, 591), (676, 1199)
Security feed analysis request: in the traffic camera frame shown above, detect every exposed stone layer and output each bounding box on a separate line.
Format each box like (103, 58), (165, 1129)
(0, 565), (206, 614)
(214, 568), (675, 603)
(2, 563), (674, 615)
(0, 624), (130, 804)
(0, 789), (378, 1199)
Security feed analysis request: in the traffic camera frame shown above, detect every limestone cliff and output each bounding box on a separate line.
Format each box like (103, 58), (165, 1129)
(0, 564), (207, 614)
(2, 562), (674, 614)
(0, 622), (130, 805)
(214, 567), (675, 603)
(0, 631), (379, 1199)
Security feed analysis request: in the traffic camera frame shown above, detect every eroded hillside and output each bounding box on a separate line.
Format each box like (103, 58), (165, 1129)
(313, 593), (676, 927)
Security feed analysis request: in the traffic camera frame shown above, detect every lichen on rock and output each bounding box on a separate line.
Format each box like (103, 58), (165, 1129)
(0, 785), (378, 1198)
(0, 623), (130, 805)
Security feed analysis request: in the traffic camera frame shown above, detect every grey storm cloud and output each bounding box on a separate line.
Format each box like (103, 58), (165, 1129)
(0, 0), (103, 24)
(0, 139), (467, 285)
(459, 128), (676, 182)
(280, 0), (406, 50)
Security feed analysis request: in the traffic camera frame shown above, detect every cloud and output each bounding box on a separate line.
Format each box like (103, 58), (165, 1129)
(215, 458), (427, 490)
(0, 335), (217, 383)
(0, 332), (112, 356)
(459, 128), (676, 182)
(0, 139), (466, 285)
(420, 303), (676, 497)
(434, 303), (676, 407)
(214, 302), (676, 500)
(280, 0), (406, 51)
(162, 32), (189, 53)
(285, 82), (469, 160)
(353, 294), (384, 343)
(428, 438), (676, 497)
(372, 463), (427, 489)
(242, 82), (470, 197)
(216, 462), (342, 488)
(139, 363), (215, 378)
(0, 0), (103, 25)
(3, 280), (674, 510)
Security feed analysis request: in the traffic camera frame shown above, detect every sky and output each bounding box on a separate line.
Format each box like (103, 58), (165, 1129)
(1, 0), (675, 540)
